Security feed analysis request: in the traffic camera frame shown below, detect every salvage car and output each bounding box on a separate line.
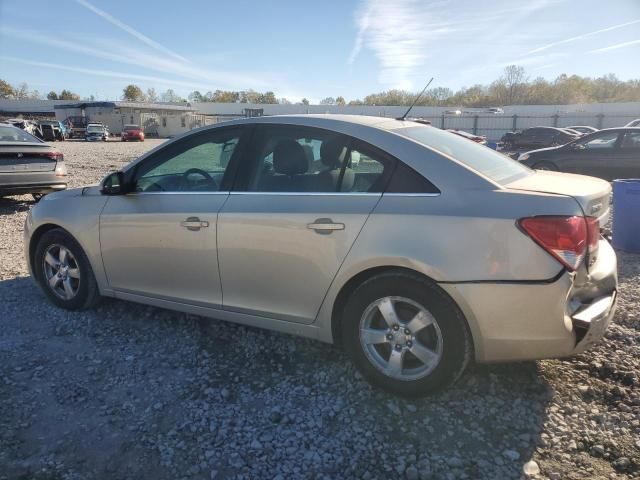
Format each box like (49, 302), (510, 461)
(25, 115), (617, 396)
(518, 127), (640, 180)
(121, 124), (145, 142)
(0, 123), (67, 201)
(501, 126), (580, 149)
(39, 121), (68, 141)
(85, 123), (108, 141)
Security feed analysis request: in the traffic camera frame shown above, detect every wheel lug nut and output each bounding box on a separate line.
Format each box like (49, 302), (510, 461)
(407, 341), (413, 347)
(393, 325), (399, 331)
(395, 344), (402, 351)
(386, 333), (393, 341)
(404, 328), (411, 335)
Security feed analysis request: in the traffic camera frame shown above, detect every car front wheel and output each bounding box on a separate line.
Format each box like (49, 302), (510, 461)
(341, 271), (471, 396)
(34, 228), (101, 310)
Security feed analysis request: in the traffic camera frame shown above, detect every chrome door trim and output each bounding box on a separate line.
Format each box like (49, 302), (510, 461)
(229, 191), (381, 196)
(125, 191), (230, 196)
(383, 193), (441, 197)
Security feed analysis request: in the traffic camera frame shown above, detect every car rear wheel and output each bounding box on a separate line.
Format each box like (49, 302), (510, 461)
(34, 228), (100, 310)
(341, 271), (471, 396)
(532, 161), (558, 171)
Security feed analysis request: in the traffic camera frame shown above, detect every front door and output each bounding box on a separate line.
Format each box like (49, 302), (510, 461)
(615, 131), (640, 179)
(99, 126), (245, 306)
(217, 124), (394, 324)
(561, 130), (621, 179)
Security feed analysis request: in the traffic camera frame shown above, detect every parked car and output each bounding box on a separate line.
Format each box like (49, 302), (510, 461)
(560, 127), (585, 137)
(444, 109), (462, 115)
(6, 118), (39, 136)
(501, 126), (580, 149)
(518, 127), (640, 180)
(121, 124), (145, 142)
(486, 107), (504, 114)
(624, 119), (640, 128)
(0, 123), (67, 201)
(567, 125), (598, 135)
(39, 121), (68, 141)
(85, 123), (108, 141)
(446, 129), (488, 145)
(24, 115), (616, 396)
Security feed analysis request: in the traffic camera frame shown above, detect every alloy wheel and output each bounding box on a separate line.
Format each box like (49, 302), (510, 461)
(42, 244), (81, 300)
(359, 296), (443, 381)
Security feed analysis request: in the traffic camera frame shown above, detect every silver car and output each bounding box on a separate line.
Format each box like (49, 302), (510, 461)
(24, 115), (617, 396)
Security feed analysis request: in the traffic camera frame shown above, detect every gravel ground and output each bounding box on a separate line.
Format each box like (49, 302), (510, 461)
(0, 139), (638, 480)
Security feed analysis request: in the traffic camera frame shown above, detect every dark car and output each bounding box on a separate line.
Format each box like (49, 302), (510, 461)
(567, 125), (598, 135)
(501, 127), (579, 149)
(518, 128), (640, 180)
(121, 124), (145, 142)
(40, 121), (68, 142)
(0, 123), (67, 201)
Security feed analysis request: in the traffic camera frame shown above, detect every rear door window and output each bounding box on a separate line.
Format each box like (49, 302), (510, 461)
(578, 131), (620, 150)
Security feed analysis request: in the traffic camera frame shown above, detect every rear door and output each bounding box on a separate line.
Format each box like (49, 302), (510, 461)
(217, 124), (394, 324)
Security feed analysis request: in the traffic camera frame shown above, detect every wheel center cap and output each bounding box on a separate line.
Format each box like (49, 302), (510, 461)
(392, 330), (410, 346)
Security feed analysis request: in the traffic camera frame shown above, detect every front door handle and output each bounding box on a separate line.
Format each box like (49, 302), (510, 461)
(307, 218), (345, 234)
(181, 217), (209, 231)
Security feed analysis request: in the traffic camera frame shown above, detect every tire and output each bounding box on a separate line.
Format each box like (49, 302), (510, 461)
(341, 271), (471, 397)
(34, 228), (101, 310)
(532, 161), (558, 171)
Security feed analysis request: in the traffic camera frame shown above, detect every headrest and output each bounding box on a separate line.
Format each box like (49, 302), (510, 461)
(273, 140), (309, 175)
(320, 137), (347, 168)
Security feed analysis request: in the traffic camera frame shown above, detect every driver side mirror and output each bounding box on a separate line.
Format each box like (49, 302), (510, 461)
(101, 171), (126, 195)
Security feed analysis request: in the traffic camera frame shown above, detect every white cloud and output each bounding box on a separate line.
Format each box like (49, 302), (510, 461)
(590, 39), (640, 54)
(75, 0), (189, 63)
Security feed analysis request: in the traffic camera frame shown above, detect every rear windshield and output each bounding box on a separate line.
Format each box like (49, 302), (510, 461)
(394, 125), (531, 184)
(87, 125), (103, 133)
(0, 125), (41, 142)
(124, 126), (140, 131)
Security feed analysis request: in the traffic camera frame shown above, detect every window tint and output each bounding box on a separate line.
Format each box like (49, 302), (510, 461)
(620, 132), (640, 150)
(0, 125), (40, 142)
(578, 131), (619, 150)
(239, 125), (391, 193)
(395, 125), (531, 184)
(134, 129), (240, 192)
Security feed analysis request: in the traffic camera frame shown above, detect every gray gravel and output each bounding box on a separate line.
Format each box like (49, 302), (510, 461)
(1, 138), (639, 480)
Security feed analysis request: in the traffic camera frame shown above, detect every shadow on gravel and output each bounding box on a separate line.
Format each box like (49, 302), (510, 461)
(0, 196), (34, 216)
(0, 275), (553, 479)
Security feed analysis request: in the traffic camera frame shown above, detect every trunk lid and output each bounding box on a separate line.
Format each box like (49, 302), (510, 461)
(505, 170), (611, 224)
(0, 143), (58, 173)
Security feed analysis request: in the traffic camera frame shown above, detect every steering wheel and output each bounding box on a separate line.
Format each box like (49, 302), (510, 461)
(181, 168), (217, 190)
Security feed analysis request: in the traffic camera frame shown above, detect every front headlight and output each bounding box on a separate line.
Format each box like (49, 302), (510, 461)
(518, 153), (530, 162)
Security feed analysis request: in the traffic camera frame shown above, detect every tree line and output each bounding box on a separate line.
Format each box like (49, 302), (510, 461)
(3, 66), (640, 107)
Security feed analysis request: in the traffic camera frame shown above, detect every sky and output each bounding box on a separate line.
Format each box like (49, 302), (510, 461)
(1, 0), (639, 103)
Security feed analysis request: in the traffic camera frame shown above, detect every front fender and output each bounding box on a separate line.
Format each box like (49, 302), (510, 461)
(25, 188), (110, 293)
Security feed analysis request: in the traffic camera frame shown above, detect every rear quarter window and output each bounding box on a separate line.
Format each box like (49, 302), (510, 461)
(393, 125), (531, 185)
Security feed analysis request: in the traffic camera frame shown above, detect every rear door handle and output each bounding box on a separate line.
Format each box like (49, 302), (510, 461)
(307, 218), (345, 234)
(181, 217), (209, 231)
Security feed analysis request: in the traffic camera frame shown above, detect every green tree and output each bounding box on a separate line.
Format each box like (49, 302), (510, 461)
(335, 96), (346, 106)
(122, 84), (145, 101)
(188, 91), (203, 102)
(320, 97), (336, 105)
(47, 91), (59, 100)
(0, 79), (15, 99)
(160, 89), (183, 102)
(59, 89), (80, 100)
(300, 98), (310, 105)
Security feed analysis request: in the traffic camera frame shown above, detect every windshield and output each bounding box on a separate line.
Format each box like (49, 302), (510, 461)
(0, 125), (41, 142)
(393, 125), (531, 184)
(124, 126), (140, 131)
(87, 125), (103, 133)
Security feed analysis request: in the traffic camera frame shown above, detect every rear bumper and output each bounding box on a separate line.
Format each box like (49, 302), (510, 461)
(440, 239), (617, 363)
(0, 179), (67, 196)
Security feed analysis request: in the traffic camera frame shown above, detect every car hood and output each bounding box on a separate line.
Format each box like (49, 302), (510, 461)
(41, 187), (86, 200)
(505, 170), (611, 223)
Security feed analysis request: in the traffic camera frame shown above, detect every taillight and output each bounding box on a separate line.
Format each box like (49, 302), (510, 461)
(518, 216), (587, 271)
(586, 216), (600, 265)
(46, 151), (64, 161)
(54, 162), (67, 177)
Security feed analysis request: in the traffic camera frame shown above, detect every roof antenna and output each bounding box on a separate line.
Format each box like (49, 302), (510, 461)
(397, 77), (434, 121)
